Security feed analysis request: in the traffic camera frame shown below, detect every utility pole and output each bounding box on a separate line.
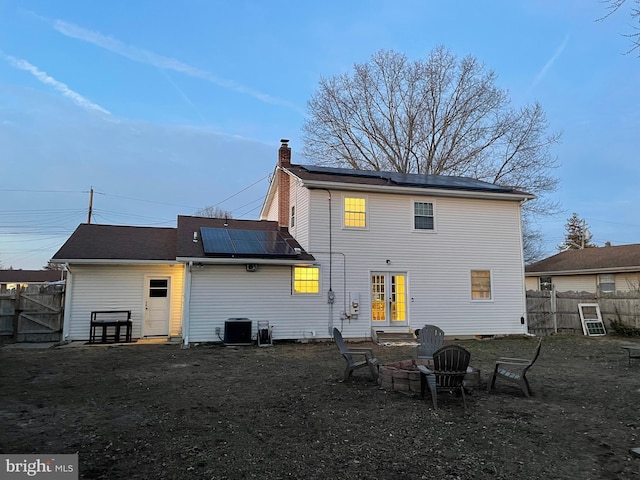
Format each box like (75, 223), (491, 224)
(87, 187), (94, 224)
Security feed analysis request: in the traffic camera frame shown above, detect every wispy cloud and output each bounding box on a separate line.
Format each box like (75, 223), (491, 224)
(528, 33), (570, 94)
(51, 19), (303, 114)
(1, 51), (110, 114)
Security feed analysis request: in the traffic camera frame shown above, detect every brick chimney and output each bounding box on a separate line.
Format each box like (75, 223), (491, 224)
(278, 139), (291, 228)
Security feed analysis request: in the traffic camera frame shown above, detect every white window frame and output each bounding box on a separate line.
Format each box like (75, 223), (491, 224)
(539, 276), (553, 291)
(342, 195), (368, 230)
(292, 266), (321, 295)
(412, 199), (436, 232)
(578, 303), (606, 336)
(470, 269), (493, 302)
(598, 274), (615, 293)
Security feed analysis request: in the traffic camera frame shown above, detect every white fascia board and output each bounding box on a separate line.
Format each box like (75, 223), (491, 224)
(525, 266), (640, 276)
(293, 177), (535, 202)
(176, 256), (316, 266)
(54, 259), (180, 265)
(258, 166), (279, 220)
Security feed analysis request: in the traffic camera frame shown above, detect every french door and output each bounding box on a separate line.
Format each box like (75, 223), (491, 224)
(371, 272), (408, 327)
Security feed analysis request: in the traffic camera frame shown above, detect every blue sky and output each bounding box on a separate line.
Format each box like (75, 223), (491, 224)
(1, 0), (639, 269)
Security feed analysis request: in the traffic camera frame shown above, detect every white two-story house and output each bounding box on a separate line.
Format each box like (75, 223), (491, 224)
(52, 140), (533, 343)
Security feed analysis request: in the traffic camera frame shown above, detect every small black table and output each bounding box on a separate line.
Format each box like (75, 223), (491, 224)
(89, 311), (133, 344)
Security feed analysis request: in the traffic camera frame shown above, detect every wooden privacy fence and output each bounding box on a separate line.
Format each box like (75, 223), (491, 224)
(526, 289), (640, 336)
(0, 284), (65, 343)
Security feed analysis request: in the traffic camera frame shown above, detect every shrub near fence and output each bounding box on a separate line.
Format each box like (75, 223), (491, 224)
(526, 289), (640, 336)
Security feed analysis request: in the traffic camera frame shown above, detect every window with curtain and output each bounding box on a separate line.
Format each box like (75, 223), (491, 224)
(471, 270), (492, 300)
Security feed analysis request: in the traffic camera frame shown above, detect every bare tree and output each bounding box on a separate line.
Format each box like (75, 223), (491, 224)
(599, 0), (640, 55)
(522, 222), (546, 265)
(302, 47), (561, 260)
(194, 205), (233, 219)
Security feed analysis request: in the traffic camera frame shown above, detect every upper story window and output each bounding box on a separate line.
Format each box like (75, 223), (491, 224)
(293, 266), (320, 294)
(471, 270), (492, 300)
(290, 205), (295, 228)
(539, 276), (553, 291)
(414, 201), (434, 231)
(344, 197), (366, 228)
(598, 274), (615, 293)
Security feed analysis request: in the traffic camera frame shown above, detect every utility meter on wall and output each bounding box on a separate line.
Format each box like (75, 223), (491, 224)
(349, 293), (360, 316)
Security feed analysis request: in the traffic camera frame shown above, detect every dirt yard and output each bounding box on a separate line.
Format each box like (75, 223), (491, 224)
(1, 334), (639, 479)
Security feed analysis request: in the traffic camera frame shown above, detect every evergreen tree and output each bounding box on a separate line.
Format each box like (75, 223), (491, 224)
(558, 213), (596, 251)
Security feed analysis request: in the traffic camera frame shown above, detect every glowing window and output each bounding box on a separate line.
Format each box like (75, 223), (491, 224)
(344, 197), (366, 228)
(293, 266), (319, 294)
(471, 270), (492, 300)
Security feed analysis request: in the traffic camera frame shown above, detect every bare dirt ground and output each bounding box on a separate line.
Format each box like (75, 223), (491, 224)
(1, 334), (639, 480)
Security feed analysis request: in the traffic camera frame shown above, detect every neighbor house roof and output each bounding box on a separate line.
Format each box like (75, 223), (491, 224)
(176, 216), (315, 263)
(525, 244), (640, 275)
(0, 270), (65, 283)
(52, 224), (177, 263)
(287, 164), (534, 200)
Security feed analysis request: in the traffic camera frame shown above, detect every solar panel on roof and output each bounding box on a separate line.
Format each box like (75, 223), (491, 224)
(200, 227), (298, 257)
(300, 164), (511, 193)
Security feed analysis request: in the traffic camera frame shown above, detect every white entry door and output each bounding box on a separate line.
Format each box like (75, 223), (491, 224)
(144, 277), (170, 337)
(371, 272), (408, 327)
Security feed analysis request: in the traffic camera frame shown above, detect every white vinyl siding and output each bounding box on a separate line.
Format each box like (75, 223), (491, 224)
(550, 276), (597, 293)
(63, 264), (184, 340)
(306, 189), (527, 337)
(188, 265), (330, 342)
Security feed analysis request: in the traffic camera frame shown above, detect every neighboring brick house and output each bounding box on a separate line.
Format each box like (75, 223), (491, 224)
(525, 243), (640, 293)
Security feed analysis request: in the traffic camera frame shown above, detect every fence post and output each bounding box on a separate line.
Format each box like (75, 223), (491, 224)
(551, 286), (558, 334)
(12, 285), (22, 341)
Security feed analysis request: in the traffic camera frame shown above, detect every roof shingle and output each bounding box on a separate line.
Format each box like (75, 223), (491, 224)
(525, 244), (640, 274)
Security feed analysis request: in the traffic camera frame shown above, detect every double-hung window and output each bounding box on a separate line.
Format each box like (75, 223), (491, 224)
(414, 201), (434, 231)
(598, 274), (615, 293)
(471, 270), (492, 300)
(344, 197), (366, 228)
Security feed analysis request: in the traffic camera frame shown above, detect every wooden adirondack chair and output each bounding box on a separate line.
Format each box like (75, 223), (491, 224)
(333, 328), (378, 381)
(487, 338), (542, 397)
(417, 345), (471, 410)
(415, 324), (445, 363)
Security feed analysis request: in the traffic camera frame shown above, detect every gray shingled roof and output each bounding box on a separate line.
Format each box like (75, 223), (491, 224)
(525, 244), (640, 274)
(52, 224), (177, 262)
(51, 218), (315, 263)
(0, 270), (66, 283)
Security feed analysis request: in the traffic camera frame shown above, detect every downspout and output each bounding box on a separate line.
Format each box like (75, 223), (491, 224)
(311, 251), (347, 332)
(182, 261), (193, 347)
(61, 264), (73, 340)
(321, 189), (334, 335)
(519, 200), (530, 335)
